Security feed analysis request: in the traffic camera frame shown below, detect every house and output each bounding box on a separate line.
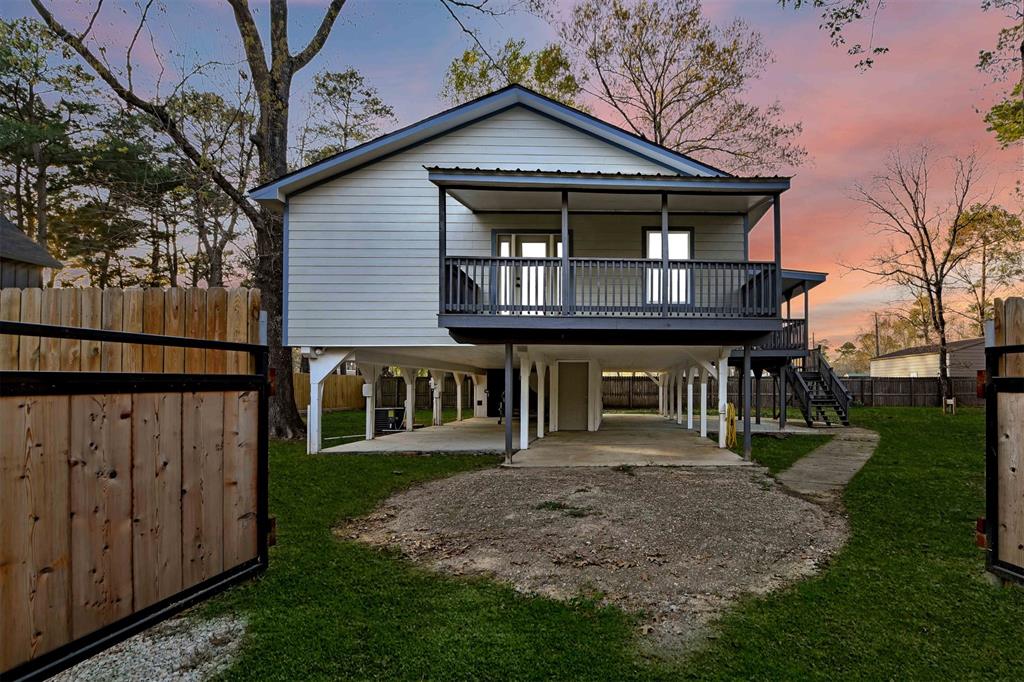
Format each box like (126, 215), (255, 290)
(0, 215), (62, 288)
(250, 85), (847, 459)
(870, 338), (985, 378)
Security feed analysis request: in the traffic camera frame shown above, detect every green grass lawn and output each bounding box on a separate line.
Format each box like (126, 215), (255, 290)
(320, 407), (460, 445)
(208, 407), (1024, 679)
(734, 433), (834, 474)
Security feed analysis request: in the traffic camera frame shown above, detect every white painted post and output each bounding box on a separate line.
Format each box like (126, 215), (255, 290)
(399, 366), (418, 431)
(430, 370), (445, 426)
(535, 360), (546, 438)
(453, 371), (465, 421)
(700, 368), (708, 438)
(717, 354), (729, 448)
(686, 367), (695, 430)
(472, 373), (487, 418)
(358, 362), (380, 441)
(676, 369), (684, 425)
(550, 361), (559, 432)
(308, 378), (323, 454)
(658, 373), (664, 416)
(519, 354), (531, 450)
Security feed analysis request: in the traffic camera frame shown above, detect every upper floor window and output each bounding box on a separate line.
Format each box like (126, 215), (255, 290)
(644, 228), (692, 304)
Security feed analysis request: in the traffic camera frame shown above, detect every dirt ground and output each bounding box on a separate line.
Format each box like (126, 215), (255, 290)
(343, 465), (848, 655)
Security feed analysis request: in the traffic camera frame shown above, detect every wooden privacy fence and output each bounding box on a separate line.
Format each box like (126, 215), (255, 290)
(0, 321), (269, 680)
(293, 373), (474, 412)
(985, 297), (1023, 584)
(843, 376), (984, 407)
(0, 287), (261, 374)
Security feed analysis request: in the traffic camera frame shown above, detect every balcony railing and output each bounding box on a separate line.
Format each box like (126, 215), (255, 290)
(443, 257), (778, 319)
(760, 318), (808, 350)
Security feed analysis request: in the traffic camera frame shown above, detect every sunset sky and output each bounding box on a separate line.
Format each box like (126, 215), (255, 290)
(5, 0), (1020, 345)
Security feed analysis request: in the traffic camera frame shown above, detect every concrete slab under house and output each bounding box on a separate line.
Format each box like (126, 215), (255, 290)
(249, 85), (850, 464)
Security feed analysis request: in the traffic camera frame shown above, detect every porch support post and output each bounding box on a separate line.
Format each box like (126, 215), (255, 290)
(536, 360), (547, 438)
(430, 370), (445, 426)
(550, 361), (559, 432)
(438, 187), (446, 314)
(358, 362), (380, 441)
(755, 372), (762, 425)
(717, 353), (728, 448)
(661, 192), (669, 317)
(743, 344), (752, 460)
(658, 373), (665, 415)
(773, 194), (783, 317)
(699, 367), (708, 438)
(780, 366), (788, 430)
(504, 343), (513, 462)
(687, 368), (695, 430)
(453, 371), (465, 421)
(676, 368), (684, 425)
(399, 366), (418, 431)
(803, 283), (810, 349)
(561, 191), (570, 315)
(519, 353), (531, 451)
(306, 349), (350, 454)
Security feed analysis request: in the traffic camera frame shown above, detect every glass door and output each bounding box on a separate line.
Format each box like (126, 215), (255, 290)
(496, 233), (563, 314)
(645, 230), (691, 306)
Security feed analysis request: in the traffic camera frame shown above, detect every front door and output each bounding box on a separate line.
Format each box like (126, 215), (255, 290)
(496, 233), (563, 314)
(558, 362), (589, 430)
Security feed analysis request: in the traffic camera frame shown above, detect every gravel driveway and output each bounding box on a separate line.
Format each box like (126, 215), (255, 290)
(345, 465), (847, 654)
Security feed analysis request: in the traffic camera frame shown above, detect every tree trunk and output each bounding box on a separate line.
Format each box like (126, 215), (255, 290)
(255, 72), (305, 438)
(934, 287), (953, 400)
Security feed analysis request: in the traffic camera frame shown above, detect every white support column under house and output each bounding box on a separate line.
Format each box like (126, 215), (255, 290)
(700, 367), (708, 438)
(676, 368), (684, 425)
(399, 366), (418, 431)
(717, 352), (729, 448)
(687, 367), (695, 430)
(535, 360), (547, 438)
(520, 354), (532, 450)
(453, 371), (465, 421)
(430, 370), (445, 426)
(305, 348), (350, 454)
(358, 362), (381, 442)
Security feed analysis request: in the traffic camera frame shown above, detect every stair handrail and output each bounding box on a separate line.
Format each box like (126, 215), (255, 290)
(814, 347), (852, 418)
(784, 362), (813, 426)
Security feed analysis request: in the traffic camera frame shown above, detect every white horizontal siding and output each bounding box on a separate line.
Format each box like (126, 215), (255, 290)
(286, 106), (742, 347)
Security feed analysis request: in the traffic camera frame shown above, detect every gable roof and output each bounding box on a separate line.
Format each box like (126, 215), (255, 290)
(872, 337), (984, 361)
(0, 215), (62, 269)
(249, 84), (730, 207)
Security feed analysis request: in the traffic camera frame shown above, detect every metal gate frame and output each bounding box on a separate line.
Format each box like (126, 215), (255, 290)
(0, 321), (270, 681)
(984, 342), (1024, 584)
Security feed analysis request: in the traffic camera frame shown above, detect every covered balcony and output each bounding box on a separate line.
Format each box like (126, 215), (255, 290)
(431, 167), (794, 345)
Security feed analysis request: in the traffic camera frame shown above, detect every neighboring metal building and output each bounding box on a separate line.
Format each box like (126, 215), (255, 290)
(870, 337), (986, 378)
(0, 215), (62, 288)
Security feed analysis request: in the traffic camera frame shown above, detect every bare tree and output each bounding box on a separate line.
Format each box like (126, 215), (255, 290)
(560, 0), (805, 174)
(849, 147), (990, 398)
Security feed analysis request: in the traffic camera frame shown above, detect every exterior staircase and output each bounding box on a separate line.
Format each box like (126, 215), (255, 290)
(785, 348), (851, 426)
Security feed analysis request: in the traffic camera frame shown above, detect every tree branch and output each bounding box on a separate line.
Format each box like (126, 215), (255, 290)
(292, 0), (347, 72)
(32, 0), (261, 225)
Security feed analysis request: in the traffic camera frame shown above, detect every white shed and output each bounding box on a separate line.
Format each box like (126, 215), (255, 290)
(870, 338), (985, 378)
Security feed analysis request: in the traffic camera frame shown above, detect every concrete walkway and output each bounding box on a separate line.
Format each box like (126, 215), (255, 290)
(775, 427), (880, 502)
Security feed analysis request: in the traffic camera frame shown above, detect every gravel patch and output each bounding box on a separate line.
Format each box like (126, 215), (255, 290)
(344, 466), (847, 655)
(53, 613), (246, 681)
